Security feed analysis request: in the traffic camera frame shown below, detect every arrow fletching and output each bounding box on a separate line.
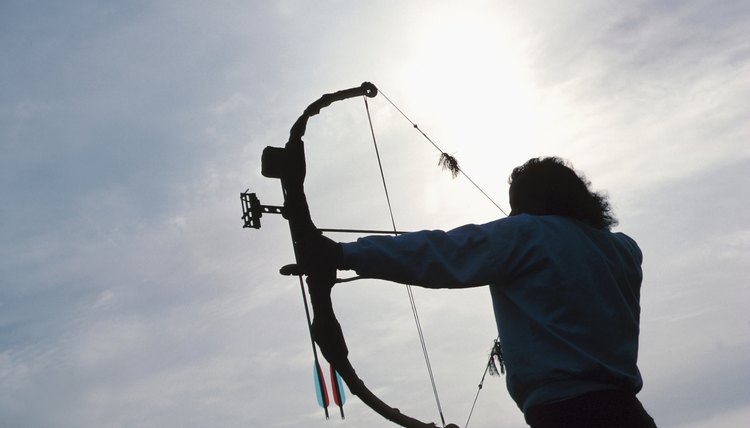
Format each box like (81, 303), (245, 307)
(313, 361), (330, 418)
(329, 364), (346, 419)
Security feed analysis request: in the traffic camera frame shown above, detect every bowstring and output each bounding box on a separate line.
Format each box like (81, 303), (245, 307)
(363, 96), (448, 428)
(464, 359), (491, 428)
(464, 337), (503, 428)
(364, 88), (511, 428)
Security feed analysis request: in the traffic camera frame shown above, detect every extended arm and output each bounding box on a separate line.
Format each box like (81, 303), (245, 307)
(341, 223), (502, 288)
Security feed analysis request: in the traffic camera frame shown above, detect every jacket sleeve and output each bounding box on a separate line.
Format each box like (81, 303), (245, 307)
(340, 222), (504, 288)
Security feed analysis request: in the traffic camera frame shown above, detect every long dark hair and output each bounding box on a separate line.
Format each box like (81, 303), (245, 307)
(508, 157), (617, 229)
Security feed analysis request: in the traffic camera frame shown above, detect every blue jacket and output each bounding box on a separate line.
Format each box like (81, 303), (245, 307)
(341, 214), (644, 412)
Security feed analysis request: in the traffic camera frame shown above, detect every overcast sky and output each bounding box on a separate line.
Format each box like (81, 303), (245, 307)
(2, 1), (749, 427)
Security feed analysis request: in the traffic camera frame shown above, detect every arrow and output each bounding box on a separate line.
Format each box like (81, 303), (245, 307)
(330, 364), (346, 419)
(313, 361), (330, 418)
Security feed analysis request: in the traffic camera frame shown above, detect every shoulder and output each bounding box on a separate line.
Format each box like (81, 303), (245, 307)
(487, 215), (638, 249)
(481, 214), (575, 235)
(471, 214), (551, 252)
(479, 213), (539, 231)
(611, 231), (643, 263)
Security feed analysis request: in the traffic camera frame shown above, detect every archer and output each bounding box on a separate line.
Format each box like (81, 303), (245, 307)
(305, 156), (657, 428)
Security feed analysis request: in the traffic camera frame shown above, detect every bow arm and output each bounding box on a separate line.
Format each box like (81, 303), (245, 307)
(259, 82), (458, 428)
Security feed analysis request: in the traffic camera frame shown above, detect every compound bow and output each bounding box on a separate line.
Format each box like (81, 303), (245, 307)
(242, 82), (459, 428)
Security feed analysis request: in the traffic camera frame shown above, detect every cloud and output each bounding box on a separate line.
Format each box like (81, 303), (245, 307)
(2, 1), (749, 427)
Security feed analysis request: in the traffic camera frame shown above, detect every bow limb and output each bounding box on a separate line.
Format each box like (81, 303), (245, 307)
(308, 274), (455, 428)
(262, 82), (458, 428)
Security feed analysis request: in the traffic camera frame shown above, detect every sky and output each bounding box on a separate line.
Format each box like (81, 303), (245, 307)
(1, 0), (749, 427)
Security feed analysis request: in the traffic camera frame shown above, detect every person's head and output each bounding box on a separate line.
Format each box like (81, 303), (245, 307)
(508, 157), (617, 229)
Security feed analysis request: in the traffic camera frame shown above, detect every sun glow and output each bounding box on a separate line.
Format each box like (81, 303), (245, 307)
(400, 7), (542, 165)
(383, 6), (545, 221)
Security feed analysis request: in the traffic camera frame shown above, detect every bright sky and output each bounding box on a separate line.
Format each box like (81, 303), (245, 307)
(2, 1), (749, 427)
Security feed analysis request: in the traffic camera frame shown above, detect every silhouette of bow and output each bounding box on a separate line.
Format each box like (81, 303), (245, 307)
(243, 82), (458, 427)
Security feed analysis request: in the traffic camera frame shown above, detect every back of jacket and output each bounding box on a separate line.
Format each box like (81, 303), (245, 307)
(341, 214), (644, 412)
(488, 215), (643, 412)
